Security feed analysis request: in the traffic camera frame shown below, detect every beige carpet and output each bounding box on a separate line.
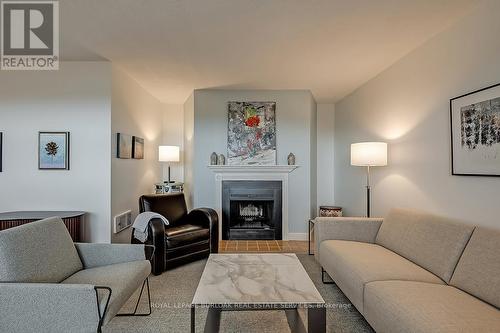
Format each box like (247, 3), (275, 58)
(104, 254), (373, 333)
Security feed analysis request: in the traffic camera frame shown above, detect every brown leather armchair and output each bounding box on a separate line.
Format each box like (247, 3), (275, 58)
(133, 193), (218, 275)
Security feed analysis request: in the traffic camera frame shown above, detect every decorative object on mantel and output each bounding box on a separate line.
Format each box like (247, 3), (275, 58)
(351, 142), (387, 217)
(132, 136), (144, 159)
(117, 133), (132, 159)
(218, 154), (226, 165)
(0, 211), (85, 241)
(210, 152), (218, 165)
(39, 132), (70, 170)
(319, 206), (342, 217)
(450, 82), (500, 176)
(227, 101), (277, 165)
(287, 152), (296, 165)
(159, 145), (180, 183)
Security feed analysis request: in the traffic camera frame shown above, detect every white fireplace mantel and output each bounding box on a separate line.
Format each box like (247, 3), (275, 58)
(208, 165), (299, 240)
(207, 165), (299, 173)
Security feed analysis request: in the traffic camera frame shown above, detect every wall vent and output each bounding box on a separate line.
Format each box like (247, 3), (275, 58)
(114, 210), (132, 234)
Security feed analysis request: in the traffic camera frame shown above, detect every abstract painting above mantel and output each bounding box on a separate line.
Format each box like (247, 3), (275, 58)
(227, 101), (276, 165)
(450, 83), (500, 176)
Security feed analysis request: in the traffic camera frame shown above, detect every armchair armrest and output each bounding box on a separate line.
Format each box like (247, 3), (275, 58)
(0, 283), (99, 332)
(314, 217), (383, 262)
(186, 208), (219, 253)
(75, 243), (146, 269)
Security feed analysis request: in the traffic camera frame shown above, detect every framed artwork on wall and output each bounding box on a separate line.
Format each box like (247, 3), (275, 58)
(39, 132), (70, 170)
(132, 136), (144, 159)
(450, 83), (500, 176)
(117, 133), (132, 159)
(227, 101), (277, 165)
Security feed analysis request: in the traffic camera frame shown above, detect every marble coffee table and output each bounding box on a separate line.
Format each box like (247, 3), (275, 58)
(191, 253), (325, 332)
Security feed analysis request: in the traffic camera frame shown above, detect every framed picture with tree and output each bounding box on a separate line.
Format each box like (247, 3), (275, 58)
(38, 132), (70, 170)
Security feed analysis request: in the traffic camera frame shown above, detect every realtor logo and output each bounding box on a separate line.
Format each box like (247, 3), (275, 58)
(1, 1), (59, 70)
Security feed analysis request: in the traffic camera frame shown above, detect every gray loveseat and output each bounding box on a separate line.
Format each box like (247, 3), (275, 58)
(314, 208), (500, 332)
(0, 217), (152, 333)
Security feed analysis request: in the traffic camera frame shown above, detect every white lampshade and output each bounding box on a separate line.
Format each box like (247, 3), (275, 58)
(351, 142), (387, 166)
(159, 145), (180, 162)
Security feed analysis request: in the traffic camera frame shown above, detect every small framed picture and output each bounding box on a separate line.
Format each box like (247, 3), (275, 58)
(450, 83), (500, 176)
(39, 132), (70, 170)
(132, 136), (144, 159)
(117, 133), (132, 159)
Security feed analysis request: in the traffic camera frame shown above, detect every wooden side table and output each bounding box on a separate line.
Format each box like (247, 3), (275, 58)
(310, 206), (343, 255)
(0, 211), (86, 242)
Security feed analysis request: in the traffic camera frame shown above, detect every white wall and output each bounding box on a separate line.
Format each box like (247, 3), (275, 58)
(334, 0), (500, 228)
(317, 104), (335, 207)
(162, 104), (184, 183)
(183, 93), (195, 210)
(0, 62), (112, 242)
(190, 89), (317, 235)
(111, 66), (164, 243)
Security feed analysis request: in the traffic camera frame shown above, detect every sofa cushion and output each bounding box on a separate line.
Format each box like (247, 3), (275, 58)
(165, 224), (209, 248)
(375, 208), (474, 282)
(364, 281), (500, 333)
(0, 217), (83, 283)
(450, 227), (500, 308)
(62, 260), (151, 324)
(319, 240), (443, 314)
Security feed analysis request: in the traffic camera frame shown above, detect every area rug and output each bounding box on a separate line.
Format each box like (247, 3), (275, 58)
(104, 254), (373, 333)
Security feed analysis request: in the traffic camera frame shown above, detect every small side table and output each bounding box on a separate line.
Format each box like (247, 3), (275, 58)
(308, 219), (315, 255)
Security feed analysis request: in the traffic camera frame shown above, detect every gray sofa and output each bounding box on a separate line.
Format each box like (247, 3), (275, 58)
(314, 208), (500, 333)
(0, 217), (152, 333)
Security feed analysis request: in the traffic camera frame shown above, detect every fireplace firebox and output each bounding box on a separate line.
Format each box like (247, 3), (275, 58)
(222, 181), (282, 240)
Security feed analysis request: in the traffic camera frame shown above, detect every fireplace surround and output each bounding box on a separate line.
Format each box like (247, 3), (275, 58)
(222, 180), (282, 240)
(208, 165), (299, 240)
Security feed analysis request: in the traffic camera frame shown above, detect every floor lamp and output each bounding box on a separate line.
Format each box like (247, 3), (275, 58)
(351, 142), (387, 217)
(159, 145), (180, 183)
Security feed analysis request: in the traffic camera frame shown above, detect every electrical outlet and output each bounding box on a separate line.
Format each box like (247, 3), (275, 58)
(114, 210), (132, 233)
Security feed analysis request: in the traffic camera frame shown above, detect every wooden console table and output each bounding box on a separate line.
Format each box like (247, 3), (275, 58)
(0, 211), (86, 242)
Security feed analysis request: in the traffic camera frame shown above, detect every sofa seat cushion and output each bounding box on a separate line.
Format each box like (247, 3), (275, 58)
(364, 281), (500, 333)
(62, 260), (151, 324)
(319, 240), (443, 314)
(165, 224), (209, 248)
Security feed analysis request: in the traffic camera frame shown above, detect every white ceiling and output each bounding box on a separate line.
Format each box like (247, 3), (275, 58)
(60, 0), (482, 104)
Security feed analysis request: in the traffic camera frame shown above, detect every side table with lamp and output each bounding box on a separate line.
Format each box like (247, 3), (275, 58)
(157, 145), (184, 193)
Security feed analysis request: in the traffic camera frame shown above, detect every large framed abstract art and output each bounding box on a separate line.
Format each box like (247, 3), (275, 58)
(227, 101), (276, 165)
(450, 83), (500, 176)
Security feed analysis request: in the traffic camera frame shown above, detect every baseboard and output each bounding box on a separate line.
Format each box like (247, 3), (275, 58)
(287, 232), (308, 241)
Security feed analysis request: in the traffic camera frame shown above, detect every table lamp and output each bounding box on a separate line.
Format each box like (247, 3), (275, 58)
(159, 145), (180, 183)
(351, 142), (387, 217)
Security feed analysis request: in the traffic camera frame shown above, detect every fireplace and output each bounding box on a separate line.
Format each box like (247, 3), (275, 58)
(222, 180), (282, 240)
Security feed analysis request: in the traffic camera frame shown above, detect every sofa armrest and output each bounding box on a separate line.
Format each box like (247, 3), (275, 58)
(314, 217), (383, 262)
(75, 243), (146, 269)
(0, 283), (100, 332)
(186, 208), (219, 253)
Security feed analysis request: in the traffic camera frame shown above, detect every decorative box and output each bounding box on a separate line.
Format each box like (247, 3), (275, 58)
(319, 206), (342, 217)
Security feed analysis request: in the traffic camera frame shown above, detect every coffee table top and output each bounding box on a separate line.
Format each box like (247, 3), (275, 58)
(192, 253), (324, 305)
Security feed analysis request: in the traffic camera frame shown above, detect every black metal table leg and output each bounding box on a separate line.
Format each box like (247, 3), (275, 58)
(191, 306), (195, 333)
(204, 307), (221, 333)
(308, 305), (326, 333)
